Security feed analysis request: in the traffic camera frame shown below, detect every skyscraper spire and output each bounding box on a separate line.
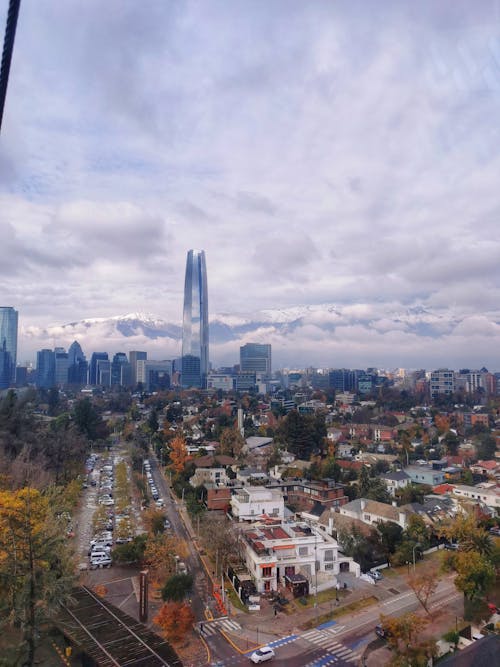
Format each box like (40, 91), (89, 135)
(181, 249), (209, 388)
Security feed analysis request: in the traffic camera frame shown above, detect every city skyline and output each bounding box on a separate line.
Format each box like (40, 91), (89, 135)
(1, 3), (500, 368)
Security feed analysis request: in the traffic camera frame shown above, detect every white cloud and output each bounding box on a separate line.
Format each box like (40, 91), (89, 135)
(2, 1), (500, 367)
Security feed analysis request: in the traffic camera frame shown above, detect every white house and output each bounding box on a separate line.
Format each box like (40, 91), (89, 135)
(380, 470), (411, 497)
(340, 498), (412, 529)
(231, 487), (285, 521)
(241, 521), (356, 594)
(451, 484), (500, 509)
(189, 467), (229, 488)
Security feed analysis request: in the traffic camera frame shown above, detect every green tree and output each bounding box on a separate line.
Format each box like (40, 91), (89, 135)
(161, 574), (194, 602)
(73, 397), (100, 440)
(454, 550), (495, 600)
(378, 521), (403, 559)
(147, 409), (159, 434)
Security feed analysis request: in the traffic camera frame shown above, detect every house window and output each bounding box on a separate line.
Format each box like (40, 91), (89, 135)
(364, 515), (371, 522)
(298, 546), (308, 556)
(272, 508), (279, 514)
(262, 566), (272, 577)
(325, 562), (334, 570)
(324, 549), (334, 562)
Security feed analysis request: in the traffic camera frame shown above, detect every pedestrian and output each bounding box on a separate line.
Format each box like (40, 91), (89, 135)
(200, 622), (204, 633)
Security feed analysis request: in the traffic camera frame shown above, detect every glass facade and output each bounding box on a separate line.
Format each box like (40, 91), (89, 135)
(182, 249), (209, 388)
(0, 307), (18, 389)
(240, 343), (272, 375)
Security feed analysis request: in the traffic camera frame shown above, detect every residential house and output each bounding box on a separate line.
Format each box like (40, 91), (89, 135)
(470, 460), (499, 476)
(241, 521), (357, 594)
(340, 498), (413, 529)
(190, 467), (230, 488)
(405, 464), (446, 486)
(206, 485), (232, 512)
(380, 470), (411, 497)
(451, 484), (500, 510)
(231, 487), (285, 521)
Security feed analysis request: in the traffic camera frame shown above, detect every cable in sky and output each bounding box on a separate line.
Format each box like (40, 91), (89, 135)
(0, 0), (21, 134)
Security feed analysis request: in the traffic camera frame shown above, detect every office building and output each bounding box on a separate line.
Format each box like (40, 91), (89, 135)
(137, 359), (172, 392)
(240, 343), (272, 376)
(181, 249), (209, 388)
(54, 347), (69, 386)
(68, 341), (88, 385)
(129, 350), (147, 387)
(36, 349), (56, 388)
(111, 353), (131, 387)
(89, 352), (109, 385)
(0, 306), (18, 389)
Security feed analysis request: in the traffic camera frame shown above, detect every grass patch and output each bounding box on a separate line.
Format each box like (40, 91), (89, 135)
(300, 596), (378, 630)
(225, 580), (248, 613)
(291, 587), (348, 610)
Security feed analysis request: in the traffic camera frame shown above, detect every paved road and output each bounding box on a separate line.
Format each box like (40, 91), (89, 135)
(201, 576), (461, 666)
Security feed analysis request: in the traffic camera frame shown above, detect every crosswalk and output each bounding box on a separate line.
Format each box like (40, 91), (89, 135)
(200, 618), (241, 636)
(301, 626), (363, 665)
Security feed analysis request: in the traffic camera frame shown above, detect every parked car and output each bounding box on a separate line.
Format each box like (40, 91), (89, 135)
(369, 570), (383, 581)
(89, 554), (112, 569)
(489, 527), (500, 537)
(249, 646), (275, 663)
(360, 573), (376, 585)
(444, 542), (459, 550)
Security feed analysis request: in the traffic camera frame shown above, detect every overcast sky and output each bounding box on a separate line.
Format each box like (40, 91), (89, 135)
(2, 1), (500, 368)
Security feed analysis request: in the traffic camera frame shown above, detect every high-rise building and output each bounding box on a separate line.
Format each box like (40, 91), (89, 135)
(240, 343), (272, 376)
(129, 350), (147, 387)
(68, 341), (88, 385)
(111, 353), (131, 387)
(0, 306), (18, 389)
(181, 249), (209, 388)
(54, 347), (69, 386)
(89, 352), (109, 385)
(36, 349), (55, 388)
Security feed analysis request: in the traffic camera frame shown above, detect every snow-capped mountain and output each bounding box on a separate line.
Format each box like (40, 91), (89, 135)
(20, 303), (500, 369)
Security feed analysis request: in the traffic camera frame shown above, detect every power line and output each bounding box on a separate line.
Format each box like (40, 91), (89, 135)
(0, 0), (21, 134)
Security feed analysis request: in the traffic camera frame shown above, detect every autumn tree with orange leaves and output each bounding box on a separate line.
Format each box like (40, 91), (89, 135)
(0, 488), (75, 666)
(168, 435), (191, 473)
(154, 601), (194, 643)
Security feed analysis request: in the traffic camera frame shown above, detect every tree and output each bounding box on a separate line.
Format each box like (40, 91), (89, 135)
(378, 521), (403, 560)
(454, 550), (495, 600)
(161, 574), (194, 602)
(407, 563), (439, 615)
(438, 512), (493, 557)
(379, 612), (435, 667)
(154, 601), (194, 643)
(0, 488), (75, 666)
(168, 435), (190, 473)
(147, 409), (159, 434)
(219, 427), (245, 458)
(72, 397), (100, 440)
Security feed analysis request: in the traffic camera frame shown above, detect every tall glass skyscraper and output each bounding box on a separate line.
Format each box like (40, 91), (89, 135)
(182, 249), (209, 388)
(0, 306), (18, 389)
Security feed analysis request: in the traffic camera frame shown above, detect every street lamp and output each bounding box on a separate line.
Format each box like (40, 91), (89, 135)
(412, 543), (421, 573)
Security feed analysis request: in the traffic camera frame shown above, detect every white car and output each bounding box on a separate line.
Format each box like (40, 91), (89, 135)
(249, 646), (275, 663)
(360, 573), (376, 585)
(89, 554), (112, 569)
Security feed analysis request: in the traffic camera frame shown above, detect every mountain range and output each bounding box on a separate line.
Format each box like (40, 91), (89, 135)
(20, 303), (500, 369)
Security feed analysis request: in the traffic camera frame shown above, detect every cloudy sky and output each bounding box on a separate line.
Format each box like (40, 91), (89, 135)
(2, 0), (500, 368)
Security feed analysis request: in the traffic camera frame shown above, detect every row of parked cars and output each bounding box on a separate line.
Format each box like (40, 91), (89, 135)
(144, 459), (164, 507)
(89, 458), (115, 569)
